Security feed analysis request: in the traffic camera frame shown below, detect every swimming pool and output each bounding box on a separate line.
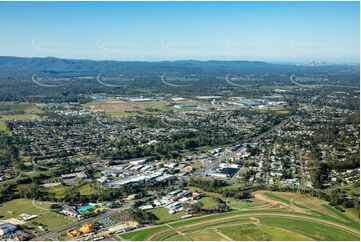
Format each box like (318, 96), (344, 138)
(77, 204), (94, 213)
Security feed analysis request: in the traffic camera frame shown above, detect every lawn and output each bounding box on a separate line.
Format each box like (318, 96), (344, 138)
(0, 199), (75, 231)
(198, 196), (218, 209)
(120, 225), (168, 240)
(218, 223), (310, 241)
(164, 233), (189, 241)
(260, 216), (359, 241)
(187, 229), (225, 241)
(147, 207), (185, 224)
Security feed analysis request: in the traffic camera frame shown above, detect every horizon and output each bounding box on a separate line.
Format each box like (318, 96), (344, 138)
(0, 1), (359, 63)
(0, 55), (359, 65)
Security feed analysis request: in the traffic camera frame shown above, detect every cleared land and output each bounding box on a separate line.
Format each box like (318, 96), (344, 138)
(120, 191), (360, 241)
(83, 99), (171, 116)
(0, 102), (44, 133)
(82, 98), (202, 116)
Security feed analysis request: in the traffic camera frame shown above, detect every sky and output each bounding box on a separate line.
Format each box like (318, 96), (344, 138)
(0, 1), (359, 62)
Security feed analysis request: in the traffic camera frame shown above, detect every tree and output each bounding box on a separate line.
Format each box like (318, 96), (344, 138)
(64, 188), (81, 204)
(215, 201), (230, 213)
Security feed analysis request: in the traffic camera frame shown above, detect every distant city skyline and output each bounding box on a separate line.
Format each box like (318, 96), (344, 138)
(0, 1), (359, 62)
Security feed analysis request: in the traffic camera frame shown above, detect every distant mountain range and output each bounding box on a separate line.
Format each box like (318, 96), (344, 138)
(0, 56), (278, 72)
(0, 56), (357, 75)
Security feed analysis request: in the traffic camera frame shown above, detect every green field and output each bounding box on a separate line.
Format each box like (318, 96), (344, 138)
(147, 207), (186, 224)
(0, 198), (75, 232)
(218, 223), (310, 241)
(198, 196), (218, 209)
(188, 186), (265, 210)
(119, 225), (168, 241)
(120, 191), (360, 241)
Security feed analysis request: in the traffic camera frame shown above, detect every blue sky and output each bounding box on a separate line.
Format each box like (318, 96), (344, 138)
(0, 1), (359, 62)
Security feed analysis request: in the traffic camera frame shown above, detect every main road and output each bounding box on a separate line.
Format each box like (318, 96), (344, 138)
(194, 114), (296, 178)
(34, 202), (134, 241)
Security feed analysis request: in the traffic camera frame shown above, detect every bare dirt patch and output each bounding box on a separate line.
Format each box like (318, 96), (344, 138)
(254, 192), (308, 214)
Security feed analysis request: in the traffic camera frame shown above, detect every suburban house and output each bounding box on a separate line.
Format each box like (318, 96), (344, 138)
(61, 205), (82, 219)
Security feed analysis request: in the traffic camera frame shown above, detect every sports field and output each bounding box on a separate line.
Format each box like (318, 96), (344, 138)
(119, 191), (360, 241)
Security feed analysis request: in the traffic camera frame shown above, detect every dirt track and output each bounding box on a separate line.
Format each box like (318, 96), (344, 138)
(253, 192), (308, 214)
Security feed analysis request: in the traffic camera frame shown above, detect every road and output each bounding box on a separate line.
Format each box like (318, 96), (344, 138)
(195, 115), (295, 180)
(34, 202), (133, 241)
(35, 114), (295, 240)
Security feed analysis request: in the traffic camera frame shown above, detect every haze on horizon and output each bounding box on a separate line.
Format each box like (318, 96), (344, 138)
(0, 1), (359, 63)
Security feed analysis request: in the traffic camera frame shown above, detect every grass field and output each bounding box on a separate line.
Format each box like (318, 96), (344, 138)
(188, 186), (264, 210)
(198, 196), (218, 209)
(0, 198), (75, 231)
(218, 223), (310, 241)
(119, 225), (168, 241)
(147, 207), (186, 224)
(120, 191), (360, 241)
